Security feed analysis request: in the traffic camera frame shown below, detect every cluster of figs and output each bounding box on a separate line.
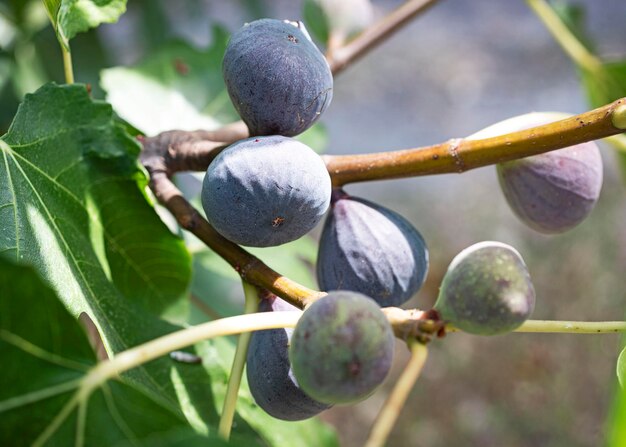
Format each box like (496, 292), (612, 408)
(200, 18), (604, 420)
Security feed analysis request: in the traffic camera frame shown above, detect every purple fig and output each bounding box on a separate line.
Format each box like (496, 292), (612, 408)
(476, 112), (603, 234)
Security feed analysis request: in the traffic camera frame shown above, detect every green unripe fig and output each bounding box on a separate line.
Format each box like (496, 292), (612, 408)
(289, 291), (394, 404)
(434, 241), (535, 335)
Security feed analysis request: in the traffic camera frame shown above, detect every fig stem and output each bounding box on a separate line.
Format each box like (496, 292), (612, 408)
(327, 0), (441, 75)
(364, 340), (428, 447)
(218, 281), (260, 440)
(324, 98), (626, 186)
(446, 320), (626, 334)
(514, 320), (626, 334)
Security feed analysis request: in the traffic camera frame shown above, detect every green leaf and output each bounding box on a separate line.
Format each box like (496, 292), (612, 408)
(0, 257), (179, 445)
(41, 0), (61, 26)
(0, 256), (257, 446)
(45, 0), (126, 47)
(0, 83), (338, 446)
(101, 27), (239, 136)
(303, 0), (330, 47)
(0, 82), (191, 320)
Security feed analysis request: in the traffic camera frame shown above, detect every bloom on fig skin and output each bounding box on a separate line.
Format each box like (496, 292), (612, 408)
(222, 18), (333, 137)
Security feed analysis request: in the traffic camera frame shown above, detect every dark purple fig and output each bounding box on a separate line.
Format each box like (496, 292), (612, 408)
(201, 136), (331, 247)
(434, 241), (535, 335)
(316, 191), (428, 307)
(289, 291), (395, 404)
(246, 297), (330, 420)
(480, 112), (603, 234)
(222, 19), (333, 137)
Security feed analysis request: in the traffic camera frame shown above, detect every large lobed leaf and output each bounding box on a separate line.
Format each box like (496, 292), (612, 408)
(0, 83), (337, 446)
(0, 82), (191, 319)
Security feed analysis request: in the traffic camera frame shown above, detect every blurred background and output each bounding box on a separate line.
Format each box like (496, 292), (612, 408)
(2, 1), (625, 446)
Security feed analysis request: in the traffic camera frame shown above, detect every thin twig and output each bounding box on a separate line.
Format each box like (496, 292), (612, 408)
(364, 341), (428, 447)
(327, 0), (442, 75)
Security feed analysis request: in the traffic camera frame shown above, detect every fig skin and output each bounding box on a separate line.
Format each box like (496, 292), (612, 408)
(289, 291), (395, 405)
(222, 19), (333, 137)
(201, 136), (331, 247)
(246, 297), (330, 421)
(485, 112), (603, 234)
(434, 241), (535, 336)
(317, 191), (429, 307)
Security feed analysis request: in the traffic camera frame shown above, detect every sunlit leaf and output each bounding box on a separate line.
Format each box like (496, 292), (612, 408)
(101, 27), (238, 135)
(44, 0), (126, 48)
(0, 83), (338, 446)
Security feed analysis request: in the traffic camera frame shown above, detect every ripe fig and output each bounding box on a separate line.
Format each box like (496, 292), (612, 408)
(289, 291), (395, 404)
(222, 19), (333, 137)
(316, 191), (429, 307)
(474, 112), (603, 234)
(246, 297), (330, 421)
(434, 241), (535, 335)
(201, 136), (331, 247)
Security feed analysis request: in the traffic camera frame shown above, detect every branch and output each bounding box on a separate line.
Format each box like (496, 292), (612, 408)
(145, 170), (323, 309)
(327, 0), (441, 75)
(139, 121), (247, 173)
(324, 98), (626, 186)
(148, 98), (626, 186)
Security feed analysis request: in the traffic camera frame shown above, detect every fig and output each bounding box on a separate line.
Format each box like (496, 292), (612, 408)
(317, 191), (429, 307)
(201, 136), (331, 247)
(246, 297), (330, 421)
(434, 241), (535, 335)
(289, 291), (395, 404)
(222, 19), (333, 137)
(474, 112), (603, 234)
